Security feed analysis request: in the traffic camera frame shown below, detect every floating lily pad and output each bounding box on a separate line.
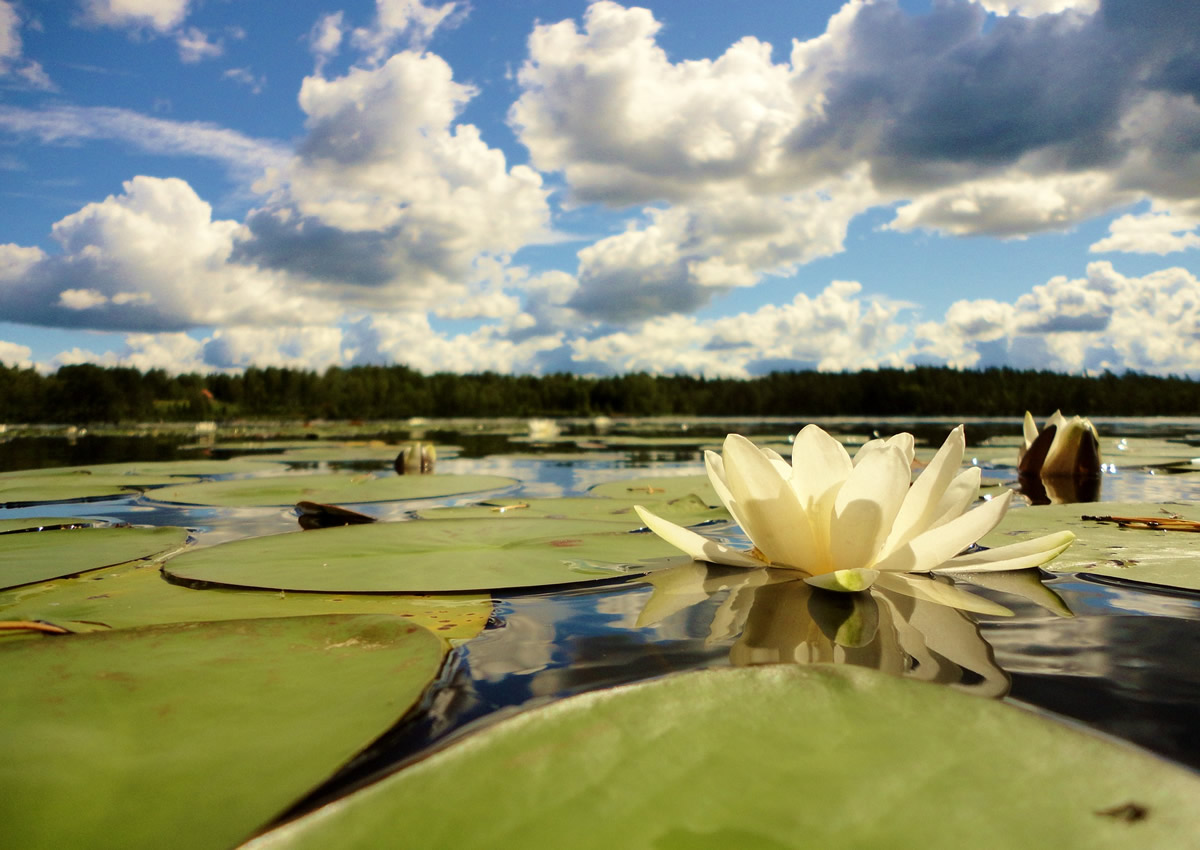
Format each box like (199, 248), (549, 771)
(0, 615), (444, 850)
(0, 469), (177, 506)
(0, 525), (188, 591)
(0, 559), (490, 638)
(590, 474), (720, 506)
(0, 459), (279, 480)
(244, 664), (1200, 850)
(980, 501), (1200, 591)
(163, 518), (684, 592)
(147, 472), (517, 507)
(0, 517), (98, 533)
(415, 494), (729, 527)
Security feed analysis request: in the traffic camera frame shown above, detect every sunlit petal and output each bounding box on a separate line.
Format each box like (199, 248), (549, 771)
(927, 467), (982, 530)
(722, 434), (818, 571)
(790, 424), (853, 508)
(881, 425), (965, 559)
(872, 490), (1014, 574)
(633, 505), (762, 568)
(935, 530), (1076, 574)
(829, 444), (910, 572)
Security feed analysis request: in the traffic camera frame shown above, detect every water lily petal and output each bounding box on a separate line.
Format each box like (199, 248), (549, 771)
(722, 435), (819, 571)
(634, 505), (762, 568)
(851, 438), (887, 465)
(881, 426), (965, 559)
(872, 490), (1014, 574)
(927, 467), (982, 531)
(1022, 411), (1040, 451)
(874, 571), (1013, 616)
(935, 530), (1075, 574)
(789, 424), (853, 508)
(887, 432), (916, 468)
(829, 444), (911, 573)
(704, 450), (750, 531)
(805, 568), (879, 593)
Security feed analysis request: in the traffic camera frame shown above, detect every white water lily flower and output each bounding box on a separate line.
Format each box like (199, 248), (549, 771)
(635, 424), (1075, 593)
(1019, 410), (1101, 479)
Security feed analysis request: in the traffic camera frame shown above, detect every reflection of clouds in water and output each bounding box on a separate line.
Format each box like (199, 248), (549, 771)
(468, 608), (562, 683)
(592, 586), (653, 629)
(1101, 470), (1200, 503)
(982, 615), (1114, 678)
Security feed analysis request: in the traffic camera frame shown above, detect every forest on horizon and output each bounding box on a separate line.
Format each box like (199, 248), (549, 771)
(1, 362), (1198, 424)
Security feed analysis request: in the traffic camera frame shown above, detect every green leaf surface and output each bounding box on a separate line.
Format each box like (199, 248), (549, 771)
(0, 525), (189, 590)
(0, 459), (279, 478)
(245, 664), (1200, 850)
(980, 501), (1200, 591)
(590, 474), (721, 506)
(0, 559), (491, 638)
(163, 518), (684, 592)
(0, 615), (444, 850)
(0, 516), (98, 533)
(415, 494), (729, 526)
(146, 472), (517, 507)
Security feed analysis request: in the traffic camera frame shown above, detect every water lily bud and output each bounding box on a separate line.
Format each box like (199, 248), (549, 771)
(1018, 411), (1101, 479)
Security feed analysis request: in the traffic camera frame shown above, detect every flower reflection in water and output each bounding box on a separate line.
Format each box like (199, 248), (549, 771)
(636, 561), (1075, 697)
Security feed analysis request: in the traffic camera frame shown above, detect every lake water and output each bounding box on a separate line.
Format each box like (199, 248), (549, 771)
(4, 415), (1200, 810)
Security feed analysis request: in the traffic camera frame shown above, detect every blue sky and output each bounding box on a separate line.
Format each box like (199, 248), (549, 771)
(2, 0), (1199, 377)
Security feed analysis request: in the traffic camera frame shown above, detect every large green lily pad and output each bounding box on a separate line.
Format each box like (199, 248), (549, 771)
(0, 615), (444, 850)
(163, 518), (684, 592)
(980, 501), (1200, 591)
(0, 525), (188, 590)
(0, 460), (279, 506)
(244, 664), (1200, 850)
(590, 474), (720, 506)
(0, 516), (98, 533)
(147, 472), (517, 507)
(0, 559), (490, 638)
(415, 494), (729, 527)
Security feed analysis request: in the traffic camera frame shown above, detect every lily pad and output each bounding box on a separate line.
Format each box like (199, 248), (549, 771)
(0, 469), (177, 506)
(980, 501), (1200, 591)
(163, 518), (684, 592)
(147, 472), (518, 507)
(0, 459), (279, 478)
(0, 615), (444, 850)
(415, 494), (729, 527)
(244, 664), (1200, 850)
(590, 474), (720, 506)
(0, 516), (98, 533)
(0, 559), (490, 638)
(0, 525), (189, 590)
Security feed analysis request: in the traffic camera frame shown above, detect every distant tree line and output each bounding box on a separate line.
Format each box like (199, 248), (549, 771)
(1, 362), (1198, 424)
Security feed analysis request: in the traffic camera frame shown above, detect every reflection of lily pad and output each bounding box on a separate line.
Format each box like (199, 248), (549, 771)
(147, 473), (518, 507)
(0, 525), (188, 590)
(590, 475), (720, 506)
(1, 615), (443, 850)
(415, 495), (729, 527)
(163, 518), (683, 592)
(981, 501), (1200, 591)
(0, 559), (490, 638)
(244, 664), (1200, 849)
